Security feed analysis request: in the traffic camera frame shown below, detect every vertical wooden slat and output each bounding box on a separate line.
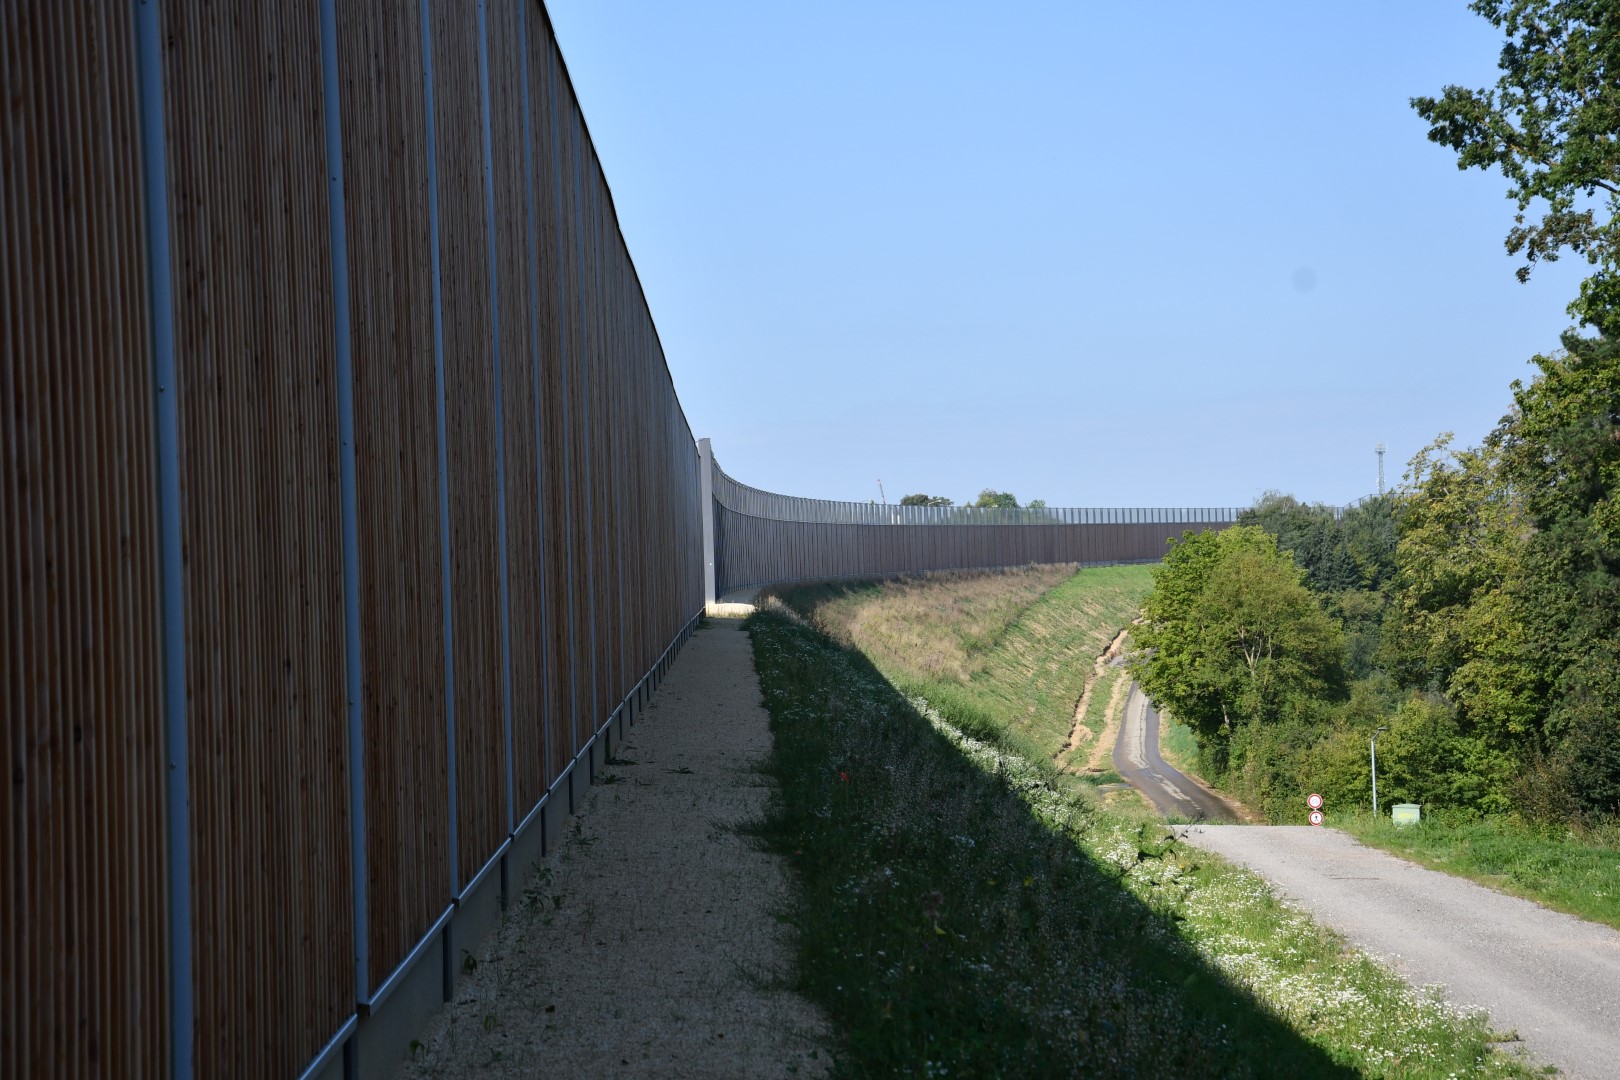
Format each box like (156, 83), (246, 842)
(158, 2), (354, 1074)
(2, 1), (168, 1075)
(489, 0), (546, 816)
(427, 0), (505, 888)
(333, 0), (451, 991)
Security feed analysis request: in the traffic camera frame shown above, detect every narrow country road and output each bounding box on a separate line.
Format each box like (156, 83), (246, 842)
(1176, 824), (1620, 1079)
(1112, 683), (1239, 822)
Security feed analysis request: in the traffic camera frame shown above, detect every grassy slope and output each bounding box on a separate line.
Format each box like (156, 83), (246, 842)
(1335, 813), (1620, 931)
(1157, 713), (1201, 776)
(781, 564), (1153, 761)
(772, 565), (1074, 683)
(748, 606), (1535, 1078)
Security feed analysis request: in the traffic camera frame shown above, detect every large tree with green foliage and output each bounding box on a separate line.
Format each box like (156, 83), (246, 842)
(1131, 527), (1345, 755)
(1498, 332), (1620, 817)
(899, 493), (953, 507)
(971, 489), (1020, 509)
(1412, 0), (1620, 332)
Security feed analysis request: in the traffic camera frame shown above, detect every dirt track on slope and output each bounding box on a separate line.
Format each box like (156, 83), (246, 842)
(1057, 627), (1130, 766)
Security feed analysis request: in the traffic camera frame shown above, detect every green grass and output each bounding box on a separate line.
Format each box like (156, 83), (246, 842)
(1158, 712), (1201, 776)
(1335, 812), (1620, 931)
(747, 609), (1538, 1078)
(780, 564), (1153, 759)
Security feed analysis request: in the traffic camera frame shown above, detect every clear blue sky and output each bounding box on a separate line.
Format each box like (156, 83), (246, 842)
(545, 0), (1587, 508)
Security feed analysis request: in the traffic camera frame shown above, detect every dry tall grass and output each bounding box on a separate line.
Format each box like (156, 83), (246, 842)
(766, 565), (1074, 681)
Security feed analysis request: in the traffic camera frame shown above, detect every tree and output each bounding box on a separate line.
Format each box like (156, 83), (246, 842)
(900, 493), (953, 507)
(1131, 527), (1346, 756)
(1238, 492), (1361, 593)
(971, 489), (1020, 509)
(1412, 1), (1620, 332)
(1338, 494), (1403, 592)
(1383, 434), (1554, 777)
(1497, 330), (1620, 817)
(1383, 435), (1527, 691)
(1026, 499), (1048, 510)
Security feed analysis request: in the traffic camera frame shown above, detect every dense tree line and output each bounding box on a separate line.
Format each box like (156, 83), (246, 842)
(1133, 0), (1620, 826)
(1132, 336), (1620, 826)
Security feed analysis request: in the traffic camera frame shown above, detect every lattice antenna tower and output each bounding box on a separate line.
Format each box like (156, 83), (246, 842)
(1375, 442), (1387, 496)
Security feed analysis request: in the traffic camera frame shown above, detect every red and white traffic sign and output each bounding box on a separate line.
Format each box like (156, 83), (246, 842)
(1308, 810), (1325, 826)
(1306, 792), (1324, 810)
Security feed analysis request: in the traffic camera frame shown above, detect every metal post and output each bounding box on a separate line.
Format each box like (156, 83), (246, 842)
(133, 1), (191, 1073)
(317, 0), (369, 1002)
(545, 43), (581, 762)
(699, 438), (716, 608)
(516, 0), (553, 801)
(1371, 725), (1387, 817)
(418, 0), (459, 893)
(475, 0), (517, 842)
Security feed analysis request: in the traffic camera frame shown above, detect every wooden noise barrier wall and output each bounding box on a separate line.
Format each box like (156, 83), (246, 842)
(704, 447), (1239, 599)
(3, 3), (704, 1076)
(6, 3), (1247, 1076)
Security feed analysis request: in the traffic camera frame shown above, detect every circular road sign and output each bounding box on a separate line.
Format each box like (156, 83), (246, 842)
(1308, 810), (1325, 826)
(1307, 793), (1324, 810)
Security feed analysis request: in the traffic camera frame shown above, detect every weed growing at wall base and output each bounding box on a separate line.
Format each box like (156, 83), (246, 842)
(746, 608), (1539, 1078)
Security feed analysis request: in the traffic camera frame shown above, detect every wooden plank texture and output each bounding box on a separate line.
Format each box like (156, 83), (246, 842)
(333, 0), (453, 990)
(3, 0), (712, 1072)
(158, 2), (354, 1074)
(1, 3), (168, 1075)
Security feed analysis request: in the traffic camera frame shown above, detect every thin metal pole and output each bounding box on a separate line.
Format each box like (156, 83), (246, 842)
(418, 0), (459, 892)
(317, 0), (369, 1002)
(517, 0), (553, 805)
(1371, 730), (1383, 816)
(475, 0), (517, 840)
(133, 2), (191, 1073)
(574, 116), (600, 749)
(546, 46), (580, 761)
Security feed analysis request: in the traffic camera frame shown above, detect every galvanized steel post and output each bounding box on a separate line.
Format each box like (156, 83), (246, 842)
(517, 0), (553, 800)
(417, 0), (460, 896)
(317, 0), (369, 1005)
(134, 1), (192, 1073)
(475, 0), (517, 843)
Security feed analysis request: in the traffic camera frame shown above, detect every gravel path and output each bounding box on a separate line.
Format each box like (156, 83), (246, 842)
(1177, 824), (1620, 1079)
(398, 617), (829, 1078)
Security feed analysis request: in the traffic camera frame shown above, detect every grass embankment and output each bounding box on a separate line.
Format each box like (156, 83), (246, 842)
(1158, 713), (1202, 776)
(748, 607), (1535, 1078)
(774, 564), (1152, 763)
(1335, 813), (1620, 931)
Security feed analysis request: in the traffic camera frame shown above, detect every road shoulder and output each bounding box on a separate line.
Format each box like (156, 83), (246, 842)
(1176, 824), (1620, 1080)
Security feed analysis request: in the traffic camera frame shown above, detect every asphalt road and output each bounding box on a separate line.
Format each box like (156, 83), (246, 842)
(1111, 683), (1239, 823)
(1176, 824), (1620, 1079)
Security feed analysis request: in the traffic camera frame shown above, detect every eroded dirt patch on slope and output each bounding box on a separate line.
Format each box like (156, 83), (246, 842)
(1056, 627), (1130, 768)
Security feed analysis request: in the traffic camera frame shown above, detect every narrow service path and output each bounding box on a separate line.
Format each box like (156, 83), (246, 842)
(1112, 684), (1238, 822)
(399, 618), (829, 1079)
(1177, 824), (1620, 1079)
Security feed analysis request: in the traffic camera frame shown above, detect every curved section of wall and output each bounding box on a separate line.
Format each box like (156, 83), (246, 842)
(711, 456), (1237, 596)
